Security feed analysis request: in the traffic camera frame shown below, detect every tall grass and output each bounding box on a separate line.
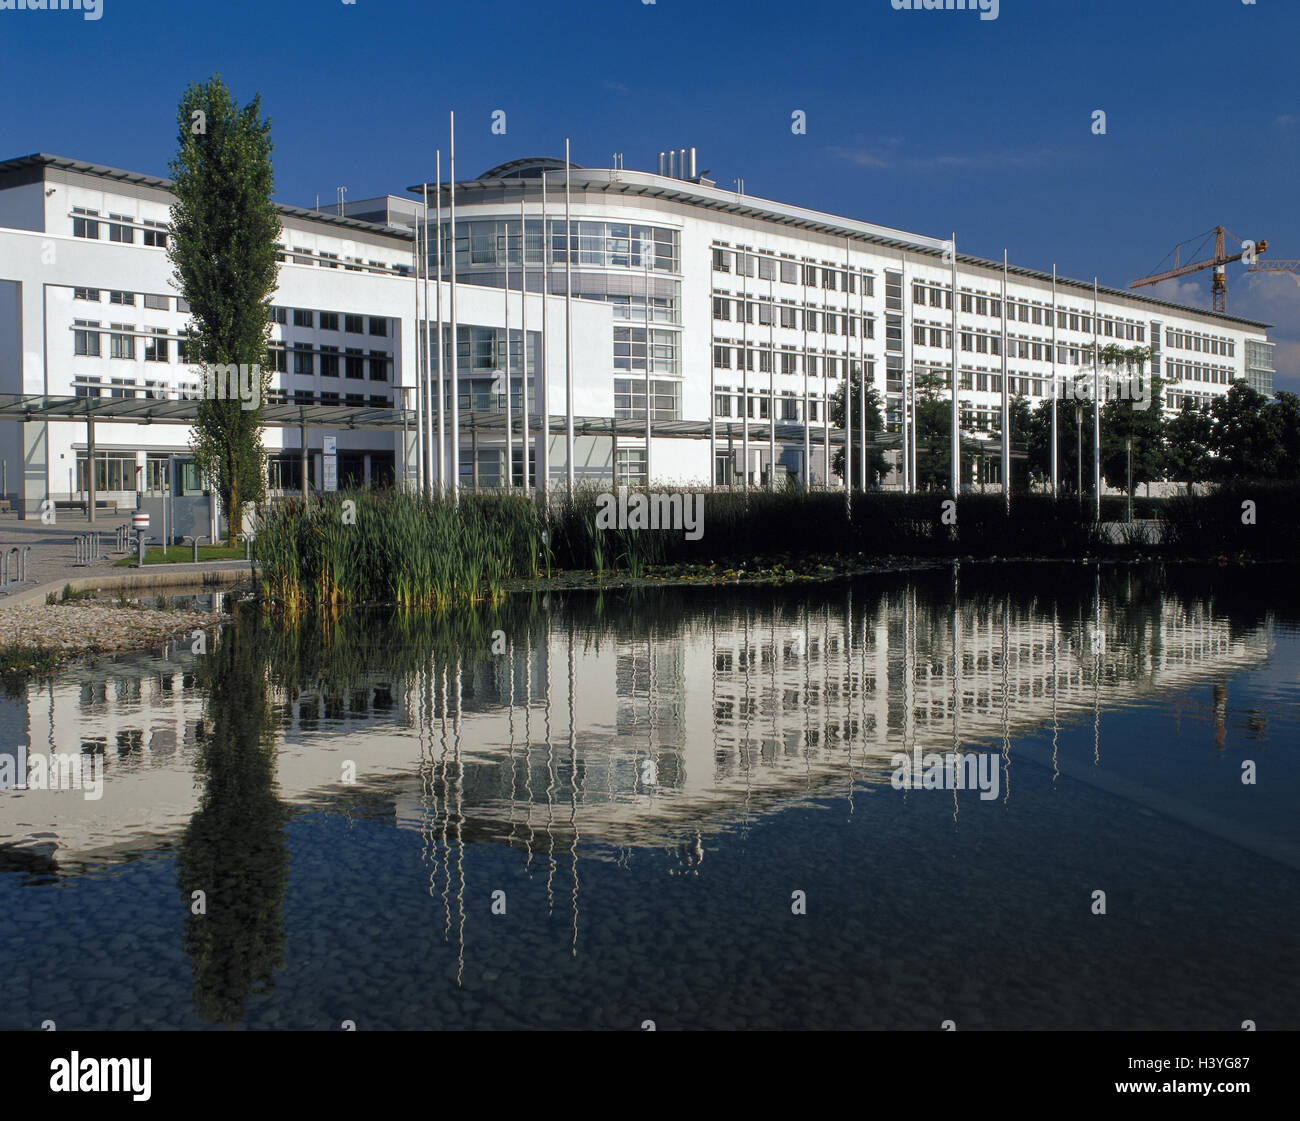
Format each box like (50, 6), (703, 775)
(254, 482), (1300, 612)
(255, 491), (545, 611)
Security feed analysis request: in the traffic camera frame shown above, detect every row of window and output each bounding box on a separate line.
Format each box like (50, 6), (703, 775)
(74, 287), (183, 312)
(1167, 361), (1232, 385)
(613, 378), (681, 421)
(74, 322), (177, 362)
(910, 281), (1147, 341)
(713, 297), (876, 338)
(452, 220), (680, 273)
(270, 307), (389, 335)
(1166, 328), (1234, 357)
(712, 248), (876, 296)
(713, 346), (859, 379)
(72, 208), (168, 247)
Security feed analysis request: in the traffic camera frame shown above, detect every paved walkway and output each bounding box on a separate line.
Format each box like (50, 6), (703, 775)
(0, 512), (253, 610)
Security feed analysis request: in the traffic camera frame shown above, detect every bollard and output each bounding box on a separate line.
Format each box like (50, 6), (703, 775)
(6, 546), (17, 585)
(19, 544), (29, 583)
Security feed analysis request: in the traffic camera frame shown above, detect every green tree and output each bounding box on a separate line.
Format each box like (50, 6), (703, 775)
(1164, 401), (1214, 494)
(1099, 347), (1165, 499)
(169, 76), (281, 546)
(1271, 391), (1300, 480)
(1209, 381), (1276, 481)
(831, 362), (888, 487)
(912, 368), (959, 491)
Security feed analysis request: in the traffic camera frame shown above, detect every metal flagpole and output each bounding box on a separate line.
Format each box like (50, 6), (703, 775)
(950, 233), (960, 497)
(564, 138), (575, 494)
(423, 182), (432, 494)
(540, 171), (550, 501)
(435, 151), (445, 493)
(900, 258), (910, 494)
(448, 111), (461, 502)
(802, 263), (810, 488)
(822, 285), (830, 492)
(644, 236), (653, 487)
(843, 241), (851, 503)
(859, 257), (867, 493)
(520, 194), (529, 496)
(1093, 277), (1101, 520)
(709, 247), (716, 489)
(769, 258), (776, 490)
(413, 201), (424, 493)
(741, 252), (749, 490)
(1001, 248), (1010, 513)
(504, 216), (511, 491)
(1050, 264), (1058, 497)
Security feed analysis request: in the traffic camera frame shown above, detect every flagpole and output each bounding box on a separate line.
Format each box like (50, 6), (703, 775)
(434, 151), (445, 493)
(741, 251), (749, 490)
(448, 111), (460, 503)
(1001, 248), (1009, 513)
(769, 256), (776, 490)
(540, 170), (550, 502)
(1093, 277), (1101, 519)
(413, 198), (424, 493)
(520, 193), (529, 496)
(950, 233), (960, 497)
(1050, 264), (1058, 497)
(422, 182), (432, 495)
(564, 137), (574, 494)
(504, 210), (512, 492)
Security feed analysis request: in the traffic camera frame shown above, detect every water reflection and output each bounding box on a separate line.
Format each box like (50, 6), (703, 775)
(0, 564), (1293, 1026)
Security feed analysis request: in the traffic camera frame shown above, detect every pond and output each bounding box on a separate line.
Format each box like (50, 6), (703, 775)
(0, 564), (1296, 1030)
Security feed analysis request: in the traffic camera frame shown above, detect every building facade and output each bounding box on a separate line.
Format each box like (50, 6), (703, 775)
(0, 150), (1277, 518)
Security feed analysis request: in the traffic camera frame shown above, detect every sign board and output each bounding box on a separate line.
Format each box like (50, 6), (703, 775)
(323, 435), (337, 492)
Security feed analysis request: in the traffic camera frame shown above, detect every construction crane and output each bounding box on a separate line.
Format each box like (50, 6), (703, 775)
(1130, 226), (1266, 313)
(1247, 258), (1300, 276)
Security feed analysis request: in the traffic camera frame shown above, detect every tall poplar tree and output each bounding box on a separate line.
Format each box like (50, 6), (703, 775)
(169, 76), (280, 545)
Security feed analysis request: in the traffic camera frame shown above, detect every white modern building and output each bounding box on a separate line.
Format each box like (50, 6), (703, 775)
(0, 149), (1277, 519)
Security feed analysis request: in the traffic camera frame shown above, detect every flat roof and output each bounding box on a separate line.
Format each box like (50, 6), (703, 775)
(0, 153), (414, 241)
(407, 162), (1271, 331)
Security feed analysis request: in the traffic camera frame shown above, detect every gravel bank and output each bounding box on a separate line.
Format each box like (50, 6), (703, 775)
(0, 600), (228, 659)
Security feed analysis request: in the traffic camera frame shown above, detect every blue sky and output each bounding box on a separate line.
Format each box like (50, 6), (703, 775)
(3, 0), (1298, 389)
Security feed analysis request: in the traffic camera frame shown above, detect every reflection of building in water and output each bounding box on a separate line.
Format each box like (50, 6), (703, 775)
(0, 585), (1273, 878)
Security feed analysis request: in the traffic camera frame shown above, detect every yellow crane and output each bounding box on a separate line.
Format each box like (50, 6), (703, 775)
(1129, 226), (1266, 313)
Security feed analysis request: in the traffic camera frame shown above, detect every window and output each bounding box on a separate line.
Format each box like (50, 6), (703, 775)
(345, 349), (365, 379)
(712, 248), (730, 272)
(293, 309), (313, 328)
(320, 346), (339, 378)
(615, 448), (647, 487)
(885, 271), (902, 311)
(713, 297), (731, 321)
(109, 290), (135, 306)
(144, 328), (168, 363)
(319, 312), (340, 331)
(369, 317), (388, 336)
(108, 214), (135, 244)
(780, 260), (799, 284)
(270, 345), (288, 373)
(293, 344), (315, 376)
(141, 219), (168, 248)
(72, 207), (99, 239)
(74, 376), (102, 398)
(74, 320), (101, 357)
(74, 287), (100, 302)
(714, 390), (732, 417)
(177, 298), (190, 315)
(270, 306), (288, 325)
(76, 451), (137, 493)
(369, 351), (389, 380)
(109, 377), (136, 399)
(713, 345), (731, 369)
(144, 293), (170, 311)
(758, 257), (776, 281)
(320, 391), (340, 406)
(110, 325), (135, 360)
(292, 246), (313, 265)
(913, 283), (926, 305)
(345, 314), (364, 334)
